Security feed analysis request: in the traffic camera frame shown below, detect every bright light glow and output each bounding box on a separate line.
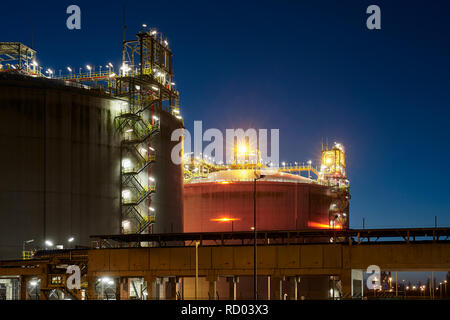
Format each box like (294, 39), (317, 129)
(151, 30), (157, 35)
(217, 181), (231, 184)
(150, 147), (155, 151)
(108, 62), (113, 67)
(125, 128), (133, 133)
(152, 116), (159, 121)
(32, 60), (38, 67)
(86, 65), (91, 71)
(122, 158), (132, 169)
(109, 73), (116, 77)
(45, 240), (54, 247)
(149, 207), (155, 212)
(68, 237), (74, 242)
(210, 217), (240, 222)
(30, 280), (38, 287)
(164, 40), (168, 46)
(142, 24), (147, 28)
(307, 221), (343, 229)
(67, 67), (72, 72)
(100, 277), (111, 283)
(122, 190), (131, 199)
(237, 144), (248, 154)
(173, 109), (180, 114)
(149, 176), (155, 182)
(151, 86), (159, 91)
(176, 115), (182, 120)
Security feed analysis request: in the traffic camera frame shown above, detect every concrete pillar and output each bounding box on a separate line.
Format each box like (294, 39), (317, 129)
(175, 277), (182, 300)
(144, 275), (154, 300)
(293, 277), (299, 300)
(339, 270), (352, 299)
(120, 278), (129, 300)
(19, 276), (27, 300)
(227, 276), (238, 300)
(87, 275), (96, 300)
(39, 272), (47, 300)
(167, 277), (177, 300)
(208, 278), (217, 300)
(271, 277), (282, 300)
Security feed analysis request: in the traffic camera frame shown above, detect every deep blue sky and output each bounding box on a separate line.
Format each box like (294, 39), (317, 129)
(1, 0), (450, 229)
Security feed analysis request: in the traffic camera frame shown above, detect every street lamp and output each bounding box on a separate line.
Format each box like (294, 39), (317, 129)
(253, 171), (265, 300)
(45, 240), (54, 248)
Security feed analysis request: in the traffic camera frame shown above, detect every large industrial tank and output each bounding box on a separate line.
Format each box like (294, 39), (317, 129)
(148, 106), (184, 234)
(184, 169), (336, 233)
(183, 168), (340, 299)
(0, 73), (123, 259)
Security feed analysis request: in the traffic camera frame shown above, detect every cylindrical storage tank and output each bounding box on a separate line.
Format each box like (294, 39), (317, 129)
(183, 168), (340, 299)
(149, 106), (184, 233)
(0, 73), (123, 259)
(183, 169), (335, 233)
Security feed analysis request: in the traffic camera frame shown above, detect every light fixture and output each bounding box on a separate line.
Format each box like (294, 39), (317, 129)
(86, 65), (91, 71)
(68, 237), (74, 242)
(67, 67), (72, 72)
(122, 158), (132, 169)
(45, 240), (54, 247)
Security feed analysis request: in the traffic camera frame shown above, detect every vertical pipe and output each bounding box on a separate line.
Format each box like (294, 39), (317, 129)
(254, 178), (257, 300)
(195, 241), (199, 300)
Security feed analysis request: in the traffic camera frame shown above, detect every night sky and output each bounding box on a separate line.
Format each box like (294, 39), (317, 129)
(2, 0), (450, 234)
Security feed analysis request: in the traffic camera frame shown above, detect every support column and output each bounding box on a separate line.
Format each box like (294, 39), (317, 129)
(293, 277), (298, 300)
(207, 275), (217, 300)
(175, 277), (182, 300)
(87, 274), (96, 300)
(271, 277), (282, 300)
(227, 276), (238, 300)
(144, 274), (154, 300)
(167, 277), (177, 300)
(339, 270), (352, 299)
(120, 278), (129, 300)
(19, 276), (27, 300)
(39, 270), (47, 300)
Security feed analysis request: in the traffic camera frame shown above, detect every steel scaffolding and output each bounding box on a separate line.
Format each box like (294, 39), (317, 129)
(115, 27), (180, 234)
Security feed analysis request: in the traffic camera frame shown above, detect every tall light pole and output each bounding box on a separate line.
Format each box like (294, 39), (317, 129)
(253, 172), (265, 300)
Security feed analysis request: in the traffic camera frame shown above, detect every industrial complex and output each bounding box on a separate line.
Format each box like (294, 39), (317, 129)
(0, 28), (449, 301)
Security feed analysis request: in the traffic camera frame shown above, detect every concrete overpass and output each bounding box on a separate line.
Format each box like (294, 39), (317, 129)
(1, 228), (450, 300)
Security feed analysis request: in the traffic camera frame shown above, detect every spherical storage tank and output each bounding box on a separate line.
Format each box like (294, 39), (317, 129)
(184, 169), (338, 233)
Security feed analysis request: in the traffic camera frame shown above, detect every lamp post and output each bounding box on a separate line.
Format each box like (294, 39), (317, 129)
(253, 172), (265, 300)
